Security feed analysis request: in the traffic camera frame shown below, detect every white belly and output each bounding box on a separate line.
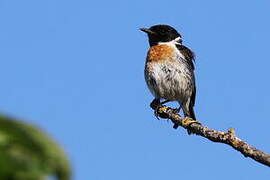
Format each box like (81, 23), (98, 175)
(145, 61), (193, 102)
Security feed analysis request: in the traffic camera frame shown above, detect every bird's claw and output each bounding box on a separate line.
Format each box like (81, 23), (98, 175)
(172, 108), (180, 114)
(150, 99), (170, 119)
(154, 106), (160, 119)
(154, 105), (170, 119)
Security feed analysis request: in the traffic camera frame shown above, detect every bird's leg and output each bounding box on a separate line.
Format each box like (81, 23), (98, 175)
(150, 98), (160, 109)
(172, 103), (182, 129)
(150, 98), (162, 119)
(171, 103), (182, 114)
(160, 100), (170, 105)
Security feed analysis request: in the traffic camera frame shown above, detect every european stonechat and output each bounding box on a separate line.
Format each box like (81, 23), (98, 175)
(141, 24), (196, 128)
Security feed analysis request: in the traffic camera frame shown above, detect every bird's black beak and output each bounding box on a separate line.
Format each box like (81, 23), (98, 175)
(140, 28), (155, 34)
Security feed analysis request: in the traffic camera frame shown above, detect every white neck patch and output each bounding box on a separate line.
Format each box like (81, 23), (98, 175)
(158, 37), (182, 46)
(158, 36), (185, 59)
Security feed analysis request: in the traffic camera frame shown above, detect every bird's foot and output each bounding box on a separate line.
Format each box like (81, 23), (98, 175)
(150, 99), (162, 119)
(150, 99), (160, 109)
(171, 104), (182, 114)
(150, 99), (170, 119)
(172, 108), (180, 114)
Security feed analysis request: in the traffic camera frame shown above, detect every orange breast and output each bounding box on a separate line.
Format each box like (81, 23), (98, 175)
(147, 44), (175, 62)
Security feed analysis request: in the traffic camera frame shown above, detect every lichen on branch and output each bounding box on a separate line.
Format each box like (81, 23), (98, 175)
(150, 103), (270, 167)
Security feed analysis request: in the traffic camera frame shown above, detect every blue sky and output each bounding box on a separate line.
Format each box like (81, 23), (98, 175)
(1, 0), (270, 179)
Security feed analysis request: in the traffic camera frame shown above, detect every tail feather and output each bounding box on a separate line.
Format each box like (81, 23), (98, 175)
(187, 105), (196, 120)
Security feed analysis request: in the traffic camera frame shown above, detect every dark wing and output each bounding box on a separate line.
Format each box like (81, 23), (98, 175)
(176, 44), (196, 106)
(176, 44), (195, 70)
(191, 76), (196, 107)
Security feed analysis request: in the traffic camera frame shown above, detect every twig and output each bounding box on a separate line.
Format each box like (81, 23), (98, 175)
(150, 104), (270, 167)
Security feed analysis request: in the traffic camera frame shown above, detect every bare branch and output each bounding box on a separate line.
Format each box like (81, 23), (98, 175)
(150, 104), (270, 167)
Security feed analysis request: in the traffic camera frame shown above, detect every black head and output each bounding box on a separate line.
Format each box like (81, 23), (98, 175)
(140, 24), (182, 46)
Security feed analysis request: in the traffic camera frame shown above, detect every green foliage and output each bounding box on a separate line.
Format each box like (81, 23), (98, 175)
(0, 115), (71, 180)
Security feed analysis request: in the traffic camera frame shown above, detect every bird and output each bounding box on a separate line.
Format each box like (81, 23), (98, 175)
(140, 24), (197, 129)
